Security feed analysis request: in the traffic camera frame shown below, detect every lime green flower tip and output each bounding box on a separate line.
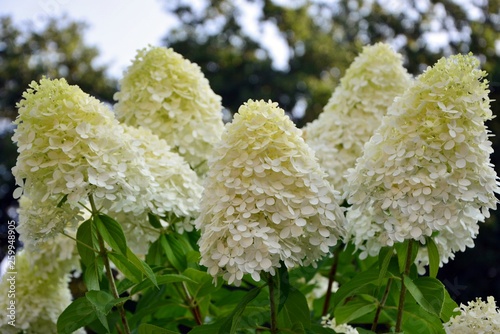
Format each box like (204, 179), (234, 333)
(114, 46), (225, 173)
(196, 99), (346, 286)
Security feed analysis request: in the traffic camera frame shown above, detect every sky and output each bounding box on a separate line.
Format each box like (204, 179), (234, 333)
(0, 0), (180, 78)
(0, 0), (291, 78)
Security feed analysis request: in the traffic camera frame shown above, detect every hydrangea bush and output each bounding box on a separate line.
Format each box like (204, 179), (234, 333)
(1, 44), (498, 334)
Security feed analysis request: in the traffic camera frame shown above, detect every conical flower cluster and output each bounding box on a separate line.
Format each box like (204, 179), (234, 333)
(12, 78), (202, 248)
(196, 100), (346, 286)
(114, 46), (225, 173)
(444, 296), (500, 333)
(12, 78), (144, 243)
(303, 43), (412, 194)
(345, 54), (499, 264)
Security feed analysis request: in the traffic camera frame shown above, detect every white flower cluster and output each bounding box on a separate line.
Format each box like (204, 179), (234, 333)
(444, 296), (500, 333)
(303, 43), (411, 195)
(346, 54), (499, 265)
(196, 100), (346, 286)
(12, 78), (203, 249)
(117, 125), (203, 254)
(114, 46), (225, 173)
(321, 315), (359, 334)
(0, 251), (85, 334)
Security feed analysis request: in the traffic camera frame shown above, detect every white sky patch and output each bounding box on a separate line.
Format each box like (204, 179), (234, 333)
(0, 0), (176, 78)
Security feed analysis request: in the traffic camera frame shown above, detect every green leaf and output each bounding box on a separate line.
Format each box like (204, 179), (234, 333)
(277, 265), (290, 314)
(400, 304), (446, 334)
(95, 214), (127, 255)
(188, 323), (221, 333)
(161, 234), (187, 272)
(146, 238), (163, 266)
(425, 237), (440, 278)
(334, 298), (377, 324)
(378, 246), (394, 283)
(86, 290), (115, 313)
(126, 247), (158, 288)
(76, 219), (96, 266)
(183, 268), (220, 299)
(130, 274), (196, 295)
(404, 276), (444, 317)
(108, 252), (143, 283)
(148, 212), (163, 229)
(57, 297), (97, 334)
(441, 288), (460, 322)
(218, 287), (262, 334)
(84, 258), (103, 291)
(86, 290), (114, 331)
(138, 323), (179, 334)
(333, 266), (380, 307)
(277, 288), (311, 330)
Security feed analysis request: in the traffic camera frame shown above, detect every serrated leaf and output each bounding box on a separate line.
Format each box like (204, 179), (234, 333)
(57, 297), (97, 334)
(95, 214), (127, 255)
(76, 219), (96, 266)
(425, 237), (440, 278)
(138, 323), (179, 334)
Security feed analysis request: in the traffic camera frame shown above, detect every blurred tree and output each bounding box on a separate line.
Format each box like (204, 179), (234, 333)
(0, 16), (116, 259)
(162, 0), (500, 304)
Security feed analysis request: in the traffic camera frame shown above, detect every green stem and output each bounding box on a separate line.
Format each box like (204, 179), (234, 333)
(180, 282), (203, 325)
(322, 245), (342, 316)
(267, 273), (278, 334)
(90, 195), (131, 334)
(395, 240), (414, 332)
(371, 278), (393, 331)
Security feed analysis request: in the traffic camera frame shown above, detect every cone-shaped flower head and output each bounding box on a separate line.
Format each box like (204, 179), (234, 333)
(303, 43), (412, 194)
(0, 251), (84, 334)
(12, 78), (202, 249)
(444, 296), (500, 333)
(12, 78), (151, 243)
(345, 54), (499, 264)
(196, 100), (346, 286)
(114, 46), (225, 173)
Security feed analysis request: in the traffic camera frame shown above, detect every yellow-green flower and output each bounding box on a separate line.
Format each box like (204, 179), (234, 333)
(114, 46), (224, 173)
(196, 100), (346, 286)
(346, 54), (499, 265)
(303, 43), (412, 195)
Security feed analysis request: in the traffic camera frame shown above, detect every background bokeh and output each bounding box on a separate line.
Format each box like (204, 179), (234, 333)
(1, 0), (499, 305)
